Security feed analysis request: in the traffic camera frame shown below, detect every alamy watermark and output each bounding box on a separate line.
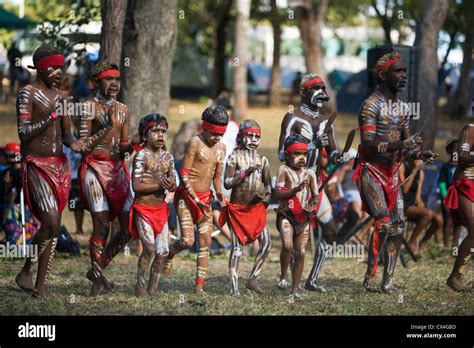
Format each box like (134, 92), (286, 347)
(381, 100), (420, 120)
(0, 242), (38, 259)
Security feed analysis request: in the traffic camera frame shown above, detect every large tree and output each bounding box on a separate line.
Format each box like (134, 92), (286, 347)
(415, 0), (450, 150)
(295, 0), (336, 113)
(121, 0), (178, 130)
(99, 0), (127, 64)
(268, 0), (282, 106)
(232, 0), (251, 121)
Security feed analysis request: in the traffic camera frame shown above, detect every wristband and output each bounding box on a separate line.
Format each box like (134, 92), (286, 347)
(51, 112), (59, 120)
(240, 170), (246, 178)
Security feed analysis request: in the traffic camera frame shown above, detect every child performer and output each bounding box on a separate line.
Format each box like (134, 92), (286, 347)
(274, 134), (319, 299)
(129, 113), (176, 296)
(163, 105), (228, 294)
(220, 119), (272, 296)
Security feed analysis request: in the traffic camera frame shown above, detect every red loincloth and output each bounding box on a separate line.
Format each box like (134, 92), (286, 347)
(353, 147), (399, 213)
(219, 202), (266, 245)
(444, 177), (474, 223)
(173, 185), (213, 224)
(22, 155), (71, 220)
(129, 201), (170, 239)
(79, 154), (130, 221)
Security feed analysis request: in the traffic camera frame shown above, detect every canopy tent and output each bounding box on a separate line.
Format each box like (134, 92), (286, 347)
(0, 6), (36, 29)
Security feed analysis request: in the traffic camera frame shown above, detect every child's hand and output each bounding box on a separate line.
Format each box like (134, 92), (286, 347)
(296, 180), (309, 192)
(161, 177), (175, 191)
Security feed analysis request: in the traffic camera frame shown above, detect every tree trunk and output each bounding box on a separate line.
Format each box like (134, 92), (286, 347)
(296, 0), (336, 113)
(99, 0), (127, 64)
(212, 0), (233, 99)
(121, 0), (177, 131)
(269, 0), (281, 106)
(232, 0), (251, 122)
(438, 32), (456, 78)
(451, 33), (473, 119)
(415, 0), (450, 150)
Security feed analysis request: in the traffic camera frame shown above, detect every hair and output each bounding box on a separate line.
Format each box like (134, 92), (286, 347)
(284, 133), (308, 151)
(91, 61), (119, 79)
(32, 45), (61, 67)
(138, 112), (168, 141)
(445, 139), (459, 154)
(201, 105), (229, 126)
(300, 73), (323, 93)
(236, 119), (260, 148)
(373, 52), (402, 81)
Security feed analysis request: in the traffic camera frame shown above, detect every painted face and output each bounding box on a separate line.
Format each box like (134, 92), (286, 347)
(242, 131), (261, 150)
(96, 75), (121, 100)
(287, 149), (308, 169)
(384, 61), (406, 92)
(302, 82), (330, 108)
(39, 65), (63, 88)
(202, 130), (224, 147)
(146, 124), (167, 150)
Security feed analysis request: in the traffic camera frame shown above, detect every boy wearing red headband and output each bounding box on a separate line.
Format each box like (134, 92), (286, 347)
(274, 134), (319, 299)
(444, 124), (474, 292)
(130, 113), (176, 297)
(220, 119), (272, 295)
(79, 61), (136, 296)
(354, 52), (436, 293)
(15, 45), (85, 297)
(163, 105), (228, 294)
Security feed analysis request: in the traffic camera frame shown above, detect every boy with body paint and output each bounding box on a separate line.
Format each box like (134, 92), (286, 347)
(162, 105), (228, 294)
(15, 45), (85, 297)
(79, 61), (137, 296)
(220, 119), (272, 296)
(274, 134), (319, 298)
(130, 113), (176, 297)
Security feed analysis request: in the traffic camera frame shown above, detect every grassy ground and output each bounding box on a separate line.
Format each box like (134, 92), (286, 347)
(0, 99), (472, 315)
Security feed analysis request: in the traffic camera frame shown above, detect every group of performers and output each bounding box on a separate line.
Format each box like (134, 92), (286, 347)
(13, 45), (473, 298)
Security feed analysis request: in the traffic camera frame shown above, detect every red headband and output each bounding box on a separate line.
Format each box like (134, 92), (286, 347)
(302, 77), (323, 89)
(95, 69), (120, 80)
(142, 121), (158, 137)
(239, 128), (261, 135)
(201, 120), (227, 134)
(286, 142), (308, 153)
(378, 57), (401, 75)
(33, 54), (65, 70)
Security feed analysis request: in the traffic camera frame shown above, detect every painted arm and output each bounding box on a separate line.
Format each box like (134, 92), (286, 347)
(16, 87), (55, 143)
(458, 126), (474, 166)
(180, 137), (199, 200)
(273, 166), (301, 200)
(79, 106), (112, 154)
(213, 145), (226, 201)
(119, 107), (134, 158)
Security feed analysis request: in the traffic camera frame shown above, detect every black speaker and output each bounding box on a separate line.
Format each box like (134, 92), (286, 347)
(367, 45), (418, 103)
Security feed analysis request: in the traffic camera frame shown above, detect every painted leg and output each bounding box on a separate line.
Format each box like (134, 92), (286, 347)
(246, 226), (272, 294)
(229, 227), (242, 296)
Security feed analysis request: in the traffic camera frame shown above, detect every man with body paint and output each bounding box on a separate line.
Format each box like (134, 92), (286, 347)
(130, 113), (177, 297)
(15, 45), (85, 297)
(274, 134), (319, 299)
(162, 105), (228, 294)
(444, 124), (474, 292)
(277, 73), (344, 292)
(78, 61), (137, 296)
(353, 52), (436, 293)
(220, 119), (272, 295)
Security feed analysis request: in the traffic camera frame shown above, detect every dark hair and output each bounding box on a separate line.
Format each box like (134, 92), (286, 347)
(202, 105), (229, 126)
(445, 139), (459, 153)
(284, 133), (308, 151)
(91, 61), (119, 79)
(32, 45), (61, 66)
(138, 112), (168, 141)
(236, 119), (260, 148)
(215, 96), (232, 110)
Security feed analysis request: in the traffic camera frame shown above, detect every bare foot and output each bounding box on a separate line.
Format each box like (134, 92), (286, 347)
(34, 285), (53, 298)
(447, 273), (471, 292)
(86, 269), (114, 291)
(305, 280), (327, 293)
(277, 278), (289, 290)
(135, 284), (148, 297)
(194, 284), (206, 295)
(15, 269), (34, 292)
(89, 278), (105, 297)
(246, 277), (263, 294)
(162, 259), (173, 278)
(363, 275), (382, 293)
